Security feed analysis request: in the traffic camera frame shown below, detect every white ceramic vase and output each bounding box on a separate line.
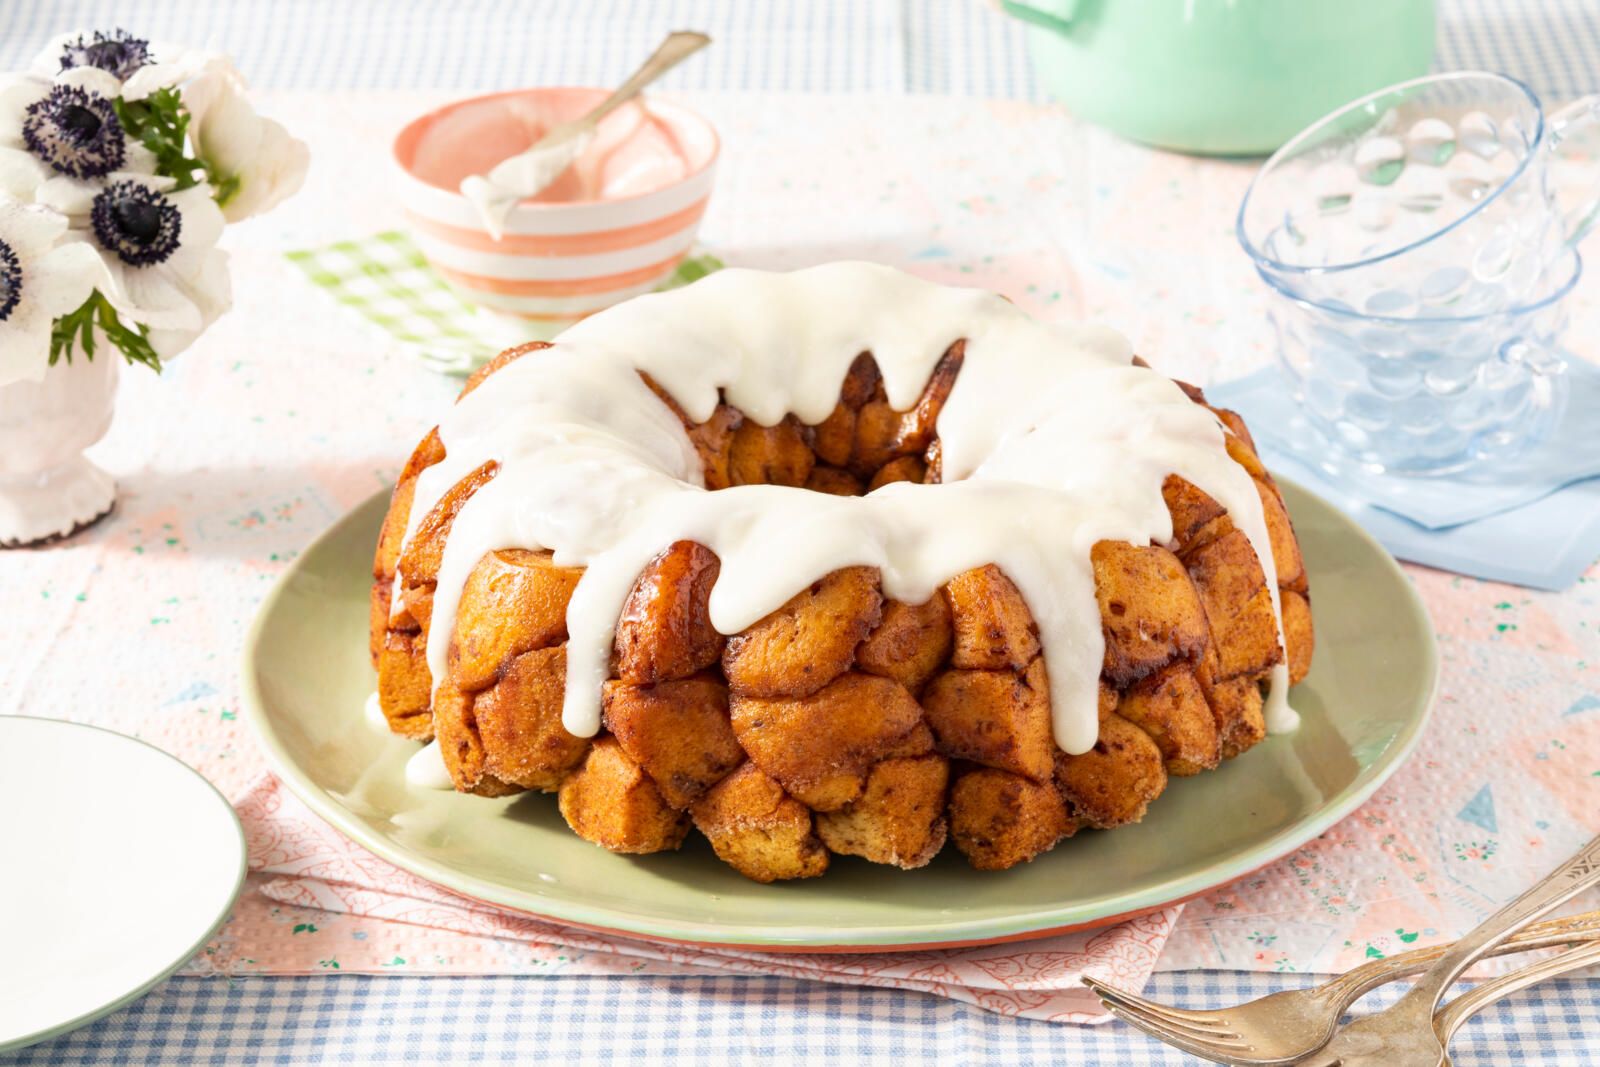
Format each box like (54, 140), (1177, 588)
(0, 345), (118, 546)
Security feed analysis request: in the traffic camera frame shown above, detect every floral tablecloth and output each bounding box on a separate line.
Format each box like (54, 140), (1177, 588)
(3, 88), (1596, 987)
(6, 0), (1600, 1052)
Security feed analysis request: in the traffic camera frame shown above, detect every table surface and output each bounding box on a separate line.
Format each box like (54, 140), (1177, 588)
(4, 1), (1600, 1064)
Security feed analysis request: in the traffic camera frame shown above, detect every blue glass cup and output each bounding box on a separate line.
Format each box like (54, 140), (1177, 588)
(1260, 248), (1580, 476)
(1239, 73), (1600, 315)
(1239, 71), (1600, 475)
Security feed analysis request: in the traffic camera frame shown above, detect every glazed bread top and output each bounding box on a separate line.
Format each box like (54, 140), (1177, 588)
(393, 261), (1295, 755)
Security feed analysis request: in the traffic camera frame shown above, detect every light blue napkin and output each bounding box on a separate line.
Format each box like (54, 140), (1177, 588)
(1207, 361), (1600, 591)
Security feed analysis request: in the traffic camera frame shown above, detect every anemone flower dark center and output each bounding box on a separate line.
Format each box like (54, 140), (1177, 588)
(116, 200), (163, 243)
(21, 85), (125, 179)
(60, 104), (103, 140)
(0, 239), (21, 322)
(91, 181), (182, 267)
(60, 29), (151, 81)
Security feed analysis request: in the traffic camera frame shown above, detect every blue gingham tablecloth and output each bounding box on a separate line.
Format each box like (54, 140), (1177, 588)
(5, 973), (1599, 1065)
(3, 0), (1600, 103)
(4, 2), (1600, 1064)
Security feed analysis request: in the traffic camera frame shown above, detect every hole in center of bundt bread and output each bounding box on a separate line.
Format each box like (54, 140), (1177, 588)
(676, 344), (965, 496)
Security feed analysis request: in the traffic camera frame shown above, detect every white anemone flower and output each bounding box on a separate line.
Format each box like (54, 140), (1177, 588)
(0, 198), (106, 386)
(120, 45), (213, 104)
(0, 76), (48, 197)
(32, 29), (156, 85)
(0, 147), (45, 201)
(146, 246), (232, 360)
(31, 29), (211, 116)
(49, 174), (226, 335)
(176, 56), (308, 222)
(0, 66), (157, 202)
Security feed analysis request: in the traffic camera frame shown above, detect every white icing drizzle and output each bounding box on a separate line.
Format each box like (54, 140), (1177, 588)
(364, 690), (458, 790)
(395, 262), (1298, 756)
(404, 742), (456, 789)
(363, 690), (389, 730)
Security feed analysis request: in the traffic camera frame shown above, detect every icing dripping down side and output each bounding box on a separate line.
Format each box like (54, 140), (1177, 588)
(405, 742), (456, 789)
(363, 690), (389, 730)
(397, 262), (1299, 756)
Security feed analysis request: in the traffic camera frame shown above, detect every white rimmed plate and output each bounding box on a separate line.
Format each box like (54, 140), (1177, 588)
(0, 717), (246, 1052)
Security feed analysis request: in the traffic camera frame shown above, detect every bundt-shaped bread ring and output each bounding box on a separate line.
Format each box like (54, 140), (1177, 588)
(369, 266), (1313, 882)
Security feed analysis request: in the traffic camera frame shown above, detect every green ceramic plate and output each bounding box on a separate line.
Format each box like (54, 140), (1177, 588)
(242, 479), (1437, 950)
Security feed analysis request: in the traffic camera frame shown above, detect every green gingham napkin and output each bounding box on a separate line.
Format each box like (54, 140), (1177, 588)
(285, 231), (723, 375)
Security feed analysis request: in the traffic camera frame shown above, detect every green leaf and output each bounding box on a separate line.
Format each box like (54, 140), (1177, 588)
(211, 171), (241, 210)
(114, 87), (243, 205)
(50, 291), (164, 373)
(114, 89), (206, 191)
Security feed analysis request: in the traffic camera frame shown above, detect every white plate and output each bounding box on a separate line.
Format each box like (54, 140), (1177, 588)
(0, 717), (246, 1052)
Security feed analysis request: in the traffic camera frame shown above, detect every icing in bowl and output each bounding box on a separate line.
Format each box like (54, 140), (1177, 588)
(393, 88), (719, 328)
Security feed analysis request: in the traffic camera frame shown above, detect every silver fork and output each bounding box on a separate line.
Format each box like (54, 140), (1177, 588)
(1086, 830), (1600, 1065)
(1087, 908), (1600, 1064)
(1432, 939), (1600, 1066)
(1296, 831), (1600, 1067)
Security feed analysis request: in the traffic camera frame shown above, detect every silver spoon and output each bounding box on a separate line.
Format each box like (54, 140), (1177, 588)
(461, 30), (711, 238)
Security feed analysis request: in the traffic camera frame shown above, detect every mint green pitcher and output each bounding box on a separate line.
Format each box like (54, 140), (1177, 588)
(1003, 0), (1436, 155)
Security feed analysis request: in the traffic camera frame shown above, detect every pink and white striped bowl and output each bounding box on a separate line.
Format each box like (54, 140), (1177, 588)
(393, 87), (719, 326)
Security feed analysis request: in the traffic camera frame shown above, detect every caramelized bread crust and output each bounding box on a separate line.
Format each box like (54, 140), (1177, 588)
(371, 347), (1311, 881)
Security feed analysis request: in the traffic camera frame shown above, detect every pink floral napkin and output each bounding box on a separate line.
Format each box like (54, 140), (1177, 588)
(233, 774), (1177, 1023)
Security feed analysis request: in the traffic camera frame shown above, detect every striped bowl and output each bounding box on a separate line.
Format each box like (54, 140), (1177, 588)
(393, 87), (719, 327)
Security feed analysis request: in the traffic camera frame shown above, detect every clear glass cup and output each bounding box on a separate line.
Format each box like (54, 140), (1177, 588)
(1262, 248), (1581, 476)
(1238, 72), (1600, 317)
